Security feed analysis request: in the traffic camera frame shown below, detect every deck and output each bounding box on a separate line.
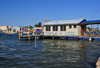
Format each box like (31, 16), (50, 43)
(18, 32), (100, 41)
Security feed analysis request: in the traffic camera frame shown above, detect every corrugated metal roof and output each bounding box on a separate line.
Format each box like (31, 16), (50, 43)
(44, 19), (85, 25)
(81, 20), (100, 23)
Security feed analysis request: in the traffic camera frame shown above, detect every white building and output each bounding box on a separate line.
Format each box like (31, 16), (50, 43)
(43, 19), (86, 36)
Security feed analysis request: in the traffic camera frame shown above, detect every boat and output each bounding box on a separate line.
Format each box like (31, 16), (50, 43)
(0, 30), (5, 34)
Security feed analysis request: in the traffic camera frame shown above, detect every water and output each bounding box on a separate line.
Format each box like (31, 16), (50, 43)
(0, 34), (100, 68)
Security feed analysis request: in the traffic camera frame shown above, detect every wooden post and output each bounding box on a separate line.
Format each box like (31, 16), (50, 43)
(41, 32), (42, 35)
(53, 36), (54, 39)
(33, 32), (34, 35)
(93, 24), (94, 36)
(42, 36), (44, 39)
(75, 37), (77, 40)
(36, 37), (38, 39)
(97, 24), (99, 36)
(35, 35), (36, 49)
(28, 33), (30, 40)
(63, 37), (64, 39)
(19, 33), (20, 40)
(89, 37), (92, 41)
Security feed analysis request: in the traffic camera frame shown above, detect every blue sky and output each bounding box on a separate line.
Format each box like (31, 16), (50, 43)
(0, 0), (100, 26)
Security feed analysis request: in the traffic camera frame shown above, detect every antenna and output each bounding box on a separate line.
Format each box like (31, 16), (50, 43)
(86, 8), (100, 19)
(91, 8), (100, 19)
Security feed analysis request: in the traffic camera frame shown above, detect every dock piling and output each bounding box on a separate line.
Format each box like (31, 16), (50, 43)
(63, 37), (65, 39)
(19, 33), (20, 40)
(53, 36), (54, 39)
(41, 32), (42, 35)
(36, 37), (38, 39)
(89, 37), (92, 41)
(35, 35), (36, 49)
(28, 33), (30, 40)
(75, 37), (77, 40)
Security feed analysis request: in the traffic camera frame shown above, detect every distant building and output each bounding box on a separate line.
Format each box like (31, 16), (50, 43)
(0, 26), (7, 31)
(12, 26), (20, 33)
(0, 26), (13, 33)
(35, 27), (43, 32)
(45, 19), (50, 23)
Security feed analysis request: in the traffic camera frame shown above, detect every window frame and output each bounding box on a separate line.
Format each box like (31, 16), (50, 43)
(53, 26), (58, 31)
(69, 25), (72, 29)
(60, 25), (66, 31)
(74, 25), (76, 28)
(46, 26), (50, 31)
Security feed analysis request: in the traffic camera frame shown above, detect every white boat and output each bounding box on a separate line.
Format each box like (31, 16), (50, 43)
(0, 30), (5, 34)
(23, 32), (30, 34)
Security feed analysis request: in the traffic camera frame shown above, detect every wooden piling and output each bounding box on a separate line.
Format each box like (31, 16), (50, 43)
(41, 32), (42, 35)
(19, 33), (20, 40)
(35, 35), (36, 49)
(89, 37), (92, 41)
(53, 36), (54, 39)
(75, 37), (77, 40)
(28, 33), (30, 40)
(36, 37), (38, 39)
(63, 37), (64, 39)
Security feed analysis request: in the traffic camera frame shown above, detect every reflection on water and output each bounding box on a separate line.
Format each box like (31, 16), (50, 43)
(0, 34), (100, 68)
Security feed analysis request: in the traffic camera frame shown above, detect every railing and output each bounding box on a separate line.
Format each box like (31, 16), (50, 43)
(21, 32), (44, 36)
(81, 30), (100, 37)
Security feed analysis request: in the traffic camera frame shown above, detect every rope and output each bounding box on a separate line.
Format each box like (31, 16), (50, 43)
(86, 8), (100, 19)
(91, 8), (100, 19)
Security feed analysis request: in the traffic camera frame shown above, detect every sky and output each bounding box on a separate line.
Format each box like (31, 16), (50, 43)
(0, 0), (100, 26)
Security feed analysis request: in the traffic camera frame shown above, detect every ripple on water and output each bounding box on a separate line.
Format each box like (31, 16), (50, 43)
(0, 35), (100, 68)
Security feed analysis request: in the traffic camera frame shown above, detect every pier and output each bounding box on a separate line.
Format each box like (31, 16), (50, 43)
(18, 19), (100, 42)
(18, 32), (100, 41)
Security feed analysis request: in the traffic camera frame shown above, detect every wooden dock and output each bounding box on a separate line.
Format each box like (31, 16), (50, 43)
(18, 32), (100, 41)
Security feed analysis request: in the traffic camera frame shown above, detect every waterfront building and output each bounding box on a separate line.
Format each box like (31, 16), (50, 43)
(43, 19), (86, 36)
(35, 27), (43, 32)
(0, 26), (7, 31)
(0, 26), (13, 33)
(43, 19), (100, 36)
(12, 26), (20, 33)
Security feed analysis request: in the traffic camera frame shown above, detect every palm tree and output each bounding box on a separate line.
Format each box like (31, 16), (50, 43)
(25, 26), (28, 29)
(29, 25), (33, 31)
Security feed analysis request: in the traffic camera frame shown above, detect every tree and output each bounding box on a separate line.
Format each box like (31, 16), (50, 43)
(34, 24), (39, 27)
(95, 28), (98, 31)
(87, 27), (91, 31)
(34, 22), (42, 27)
(25, 26), (28, 29)
(29, 25), (33, 30)
(39, 22), (42, 27)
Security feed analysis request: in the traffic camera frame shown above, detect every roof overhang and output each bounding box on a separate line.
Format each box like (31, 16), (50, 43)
(43, 23), (79, 26)
(80, 20), (100, 25)
(80, 22), (100, 25)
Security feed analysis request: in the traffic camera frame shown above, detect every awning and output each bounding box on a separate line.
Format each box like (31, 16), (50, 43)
(80, 20), (100, 25)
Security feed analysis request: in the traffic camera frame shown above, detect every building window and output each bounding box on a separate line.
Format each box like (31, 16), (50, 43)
(69, 25), (72, 29)
(60, 25), (66, 31)
(74, 25), (76, 28)
(53, 26), (58, 31)
(46, 26), (50, 31)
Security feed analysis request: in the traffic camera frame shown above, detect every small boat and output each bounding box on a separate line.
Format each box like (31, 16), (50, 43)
(0, 30), (5, 34)
(23, 32), (30, 34)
